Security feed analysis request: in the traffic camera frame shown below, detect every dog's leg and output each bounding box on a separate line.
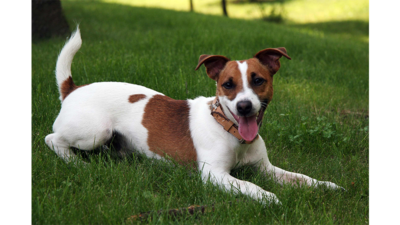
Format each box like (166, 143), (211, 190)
(245, 137), (344, 190)
(264, 165), (343, 190)
(201, 168), (280, 205)
(46, 112), (115, 163)
(45, 133), (78, 163)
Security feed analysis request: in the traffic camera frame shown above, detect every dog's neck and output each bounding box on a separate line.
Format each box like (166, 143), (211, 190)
(210, 97), (263, 144)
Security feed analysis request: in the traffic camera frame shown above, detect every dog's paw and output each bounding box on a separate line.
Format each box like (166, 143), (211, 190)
(263, 193), (281, 206)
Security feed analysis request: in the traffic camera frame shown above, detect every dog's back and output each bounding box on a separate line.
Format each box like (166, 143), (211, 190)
(46, 28), (166, 162)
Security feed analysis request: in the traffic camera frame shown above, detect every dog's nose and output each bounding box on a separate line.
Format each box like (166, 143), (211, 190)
(237, 101), (252, 116)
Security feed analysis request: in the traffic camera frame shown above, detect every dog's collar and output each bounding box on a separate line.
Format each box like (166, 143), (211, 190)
(210, 97), (267, 144)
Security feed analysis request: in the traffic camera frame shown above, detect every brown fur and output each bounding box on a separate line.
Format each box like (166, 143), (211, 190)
(246, 58), (274, 102)
(254, 47), (291, 75)
(216, 59), (274, 103)
(195, 55), (230, 81)
(216, 61), (244, 101)
(142, 95), (197, 166)
(60, 77), (87, 101)
(128, 94), (146, 103)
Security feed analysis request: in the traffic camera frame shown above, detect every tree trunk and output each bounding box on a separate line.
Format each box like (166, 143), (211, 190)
(190, 0), (194, 12)
(222, 0), (228, 17)
(32, 0), (70, 40)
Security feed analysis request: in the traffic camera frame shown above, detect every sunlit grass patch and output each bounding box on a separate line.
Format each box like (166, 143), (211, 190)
(101, 0), (368, 22)
(101, 0), (369, 42)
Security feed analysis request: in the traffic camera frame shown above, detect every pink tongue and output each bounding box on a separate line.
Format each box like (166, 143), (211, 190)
(238, 115), (258, 142)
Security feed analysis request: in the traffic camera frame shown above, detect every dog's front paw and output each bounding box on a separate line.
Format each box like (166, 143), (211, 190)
(263, 193), (281, 206)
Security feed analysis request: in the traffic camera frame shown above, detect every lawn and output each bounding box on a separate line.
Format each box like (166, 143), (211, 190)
(109, 0), (369, 42)
(32, 0), (368, 224)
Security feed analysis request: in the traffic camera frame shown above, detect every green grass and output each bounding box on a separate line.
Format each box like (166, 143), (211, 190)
(108, 0), (369, 42)
(32, 0), (368, 224)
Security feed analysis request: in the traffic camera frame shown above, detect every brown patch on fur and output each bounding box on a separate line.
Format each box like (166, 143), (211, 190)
(142, 95), (197, 166)
(254, 47), (291, 75)
(246, 58), (274, 102)
(216, 61), (243, 101)
(216, 59), (274, 102)
(60, 77), (88, 101)
(128, 94), (146, 103)
(195, 55), (230, 81)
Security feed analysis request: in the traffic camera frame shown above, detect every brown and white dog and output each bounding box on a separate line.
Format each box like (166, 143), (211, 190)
(45, 28), (344, 205)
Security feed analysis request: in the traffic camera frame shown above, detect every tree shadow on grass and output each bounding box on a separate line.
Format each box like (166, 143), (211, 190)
(286, 20), (369, 41)
(205, 0), (296, 6)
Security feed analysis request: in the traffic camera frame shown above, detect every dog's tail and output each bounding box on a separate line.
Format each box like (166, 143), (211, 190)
(55, 26), (82, 102)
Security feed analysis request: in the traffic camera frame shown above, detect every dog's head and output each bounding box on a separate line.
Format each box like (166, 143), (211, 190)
(195, 48), (291, 142)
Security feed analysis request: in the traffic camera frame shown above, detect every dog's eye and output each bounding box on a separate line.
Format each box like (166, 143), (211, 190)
(253, 78), (265, 86)
(222, 81), (234, 89)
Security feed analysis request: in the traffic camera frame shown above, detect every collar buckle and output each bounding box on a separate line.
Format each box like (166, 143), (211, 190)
(212, 100), (220, 110)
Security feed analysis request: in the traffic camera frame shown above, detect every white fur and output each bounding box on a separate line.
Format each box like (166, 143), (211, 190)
(45, 82), (165, 162)
(56, 26), (82, 102)
(235, 61), (261, 115)
(46, 28), (344, 206)
(219, 61), (261, 123)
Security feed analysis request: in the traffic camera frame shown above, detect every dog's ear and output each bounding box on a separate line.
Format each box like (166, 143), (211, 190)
(254, 47), (291, 75)
(195, 54), (230, 81)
